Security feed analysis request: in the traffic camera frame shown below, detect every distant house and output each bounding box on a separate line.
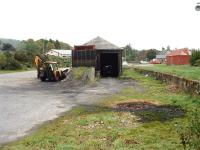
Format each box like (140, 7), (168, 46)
(156, 50), (171, 63)
(46, 49), (71, 58)
(166, 48), (191, 65)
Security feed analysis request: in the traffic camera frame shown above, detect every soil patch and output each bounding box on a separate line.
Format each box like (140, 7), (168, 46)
(166, 84), (181, 93)
(116, 100), (185, 122)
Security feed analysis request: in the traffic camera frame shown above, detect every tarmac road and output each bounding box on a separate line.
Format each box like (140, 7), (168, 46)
(0, 71), (140, 144)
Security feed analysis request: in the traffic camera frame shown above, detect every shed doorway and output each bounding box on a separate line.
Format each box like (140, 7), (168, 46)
(100, 53), (119, 77)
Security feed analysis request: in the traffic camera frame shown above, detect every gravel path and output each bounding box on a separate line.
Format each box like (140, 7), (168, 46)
(0, 71), (140, 144)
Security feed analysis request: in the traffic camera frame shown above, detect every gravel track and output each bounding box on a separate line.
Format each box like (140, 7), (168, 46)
(0, 71), (140, 144)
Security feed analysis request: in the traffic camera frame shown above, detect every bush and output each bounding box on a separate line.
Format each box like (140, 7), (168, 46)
(190, 50), (200, 66)
(176, 109), (200, 150)
(2, 52), (22, 70)
(194, 59), (200, 66)
(14, 50), (35, 68)
(47, 55), (71, 67)
(14, 50), (29, 62)
(0, 53), (7, 69)
(4, 57), (22, 70)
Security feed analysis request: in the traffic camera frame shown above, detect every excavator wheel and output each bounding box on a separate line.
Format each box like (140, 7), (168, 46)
(59, 71), (66, 80)
(40, 76), (46, 81)
(55, 71), (61, 81)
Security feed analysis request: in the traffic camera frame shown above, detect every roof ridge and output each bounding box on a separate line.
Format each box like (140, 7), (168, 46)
(84, 36), (119, 49)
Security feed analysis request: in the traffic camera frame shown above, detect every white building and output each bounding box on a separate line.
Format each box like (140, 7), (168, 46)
(46, 49), (72, 58)
(156, 50), (171, 63)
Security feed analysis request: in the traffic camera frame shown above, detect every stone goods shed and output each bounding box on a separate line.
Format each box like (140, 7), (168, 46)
(72, 36), (123, 77)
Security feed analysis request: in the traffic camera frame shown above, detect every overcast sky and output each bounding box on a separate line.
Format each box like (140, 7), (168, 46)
(0, 0), (200, 50)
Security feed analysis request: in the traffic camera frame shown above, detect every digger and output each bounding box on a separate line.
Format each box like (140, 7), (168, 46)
(34, 55), (68, 81)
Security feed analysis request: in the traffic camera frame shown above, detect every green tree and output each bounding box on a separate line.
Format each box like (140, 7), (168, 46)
(54, 40), (61, 49)
(14, 50), (29, 62)
(16, 40), (26, 50)
(123, 44), (138, 61)
(25, 39), (40, 52)
(2, 43), (15, 51)
(47, 41), (55, 51)
(176, 109), (200, 150)
(60, 42), (71, 49)
(3, 52), (22, 70)
(190, 50), (200, 66)
(0, 53), (6, 69)
(146, 49), (157, 60)
(5, 57), (22, 70)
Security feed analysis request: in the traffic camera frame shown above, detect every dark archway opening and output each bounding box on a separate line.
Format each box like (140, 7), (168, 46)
(100, 53), (119, 77)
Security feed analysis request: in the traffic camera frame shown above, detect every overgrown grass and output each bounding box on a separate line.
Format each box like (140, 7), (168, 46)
(137, 64), (200, 81)
(0, 68), (33, 74)
(1, 68), (200, 150)
(72, 67), (95, 81)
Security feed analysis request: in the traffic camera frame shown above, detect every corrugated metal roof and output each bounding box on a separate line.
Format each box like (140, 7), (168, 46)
(84, 36), (120, 49)
(167, 48), (190, 56)
(51, 49), (71, 55)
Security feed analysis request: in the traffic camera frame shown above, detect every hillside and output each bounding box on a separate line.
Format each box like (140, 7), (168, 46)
(0, 38), (21, 48)
(0, 38), (72, 51)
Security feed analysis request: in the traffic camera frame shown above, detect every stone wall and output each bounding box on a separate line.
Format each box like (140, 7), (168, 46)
(66, 67), (95, 84)
(133, 67), (200, 95)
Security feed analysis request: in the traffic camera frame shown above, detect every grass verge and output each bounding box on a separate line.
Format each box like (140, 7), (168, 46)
(0, 68), (34, 74)
(1, 68), (200, 150)
(136, 64), (200, 81)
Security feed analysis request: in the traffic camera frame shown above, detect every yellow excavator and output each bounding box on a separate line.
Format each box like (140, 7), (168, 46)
(34, 55), (68, 81)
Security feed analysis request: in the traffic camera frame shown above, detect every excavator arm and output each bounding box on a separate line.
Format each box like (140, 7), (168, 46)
(34, 56), (44, 78)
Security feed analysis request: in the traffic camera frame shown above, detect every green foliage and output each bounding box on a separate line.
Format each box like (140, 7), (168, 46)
(194, 59), (200, 66)
(47, 55), (71, 67)
(2, 68), (200, 149)
(0, 52), (7, 69)
(176, 109), (200, 150)
(5, 57), (22, 70)
(136, 50), (148, 61)
(190, 50), (200, 66)
(0, 38), (71, 70)
(14, 50), (36, 68)
(146, 49), (157, 60)
(14, 50), (29, 62)
(54, 40), (61, 49)
(3, 52), (22, 70)
(2, 43), (15, 51)
(123, 44), (138, 61)
(17, 39), (71, 54)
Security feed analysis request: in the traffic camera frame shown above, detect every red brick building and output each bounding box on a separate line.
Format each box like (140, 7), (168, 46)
(166, 48), (191, 65)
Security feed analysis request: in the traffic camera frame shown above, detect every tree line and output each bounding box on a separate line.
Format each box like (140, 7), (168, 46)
(124, 44), (200, 67)
(122, 44), (159, 62)
(0, 39), (71, 70)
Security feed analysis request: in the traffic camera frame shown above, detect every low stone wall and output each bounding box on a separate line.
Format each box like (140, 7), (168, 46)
(133, 67), (200, 95)
(66, 67), (95, 84)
